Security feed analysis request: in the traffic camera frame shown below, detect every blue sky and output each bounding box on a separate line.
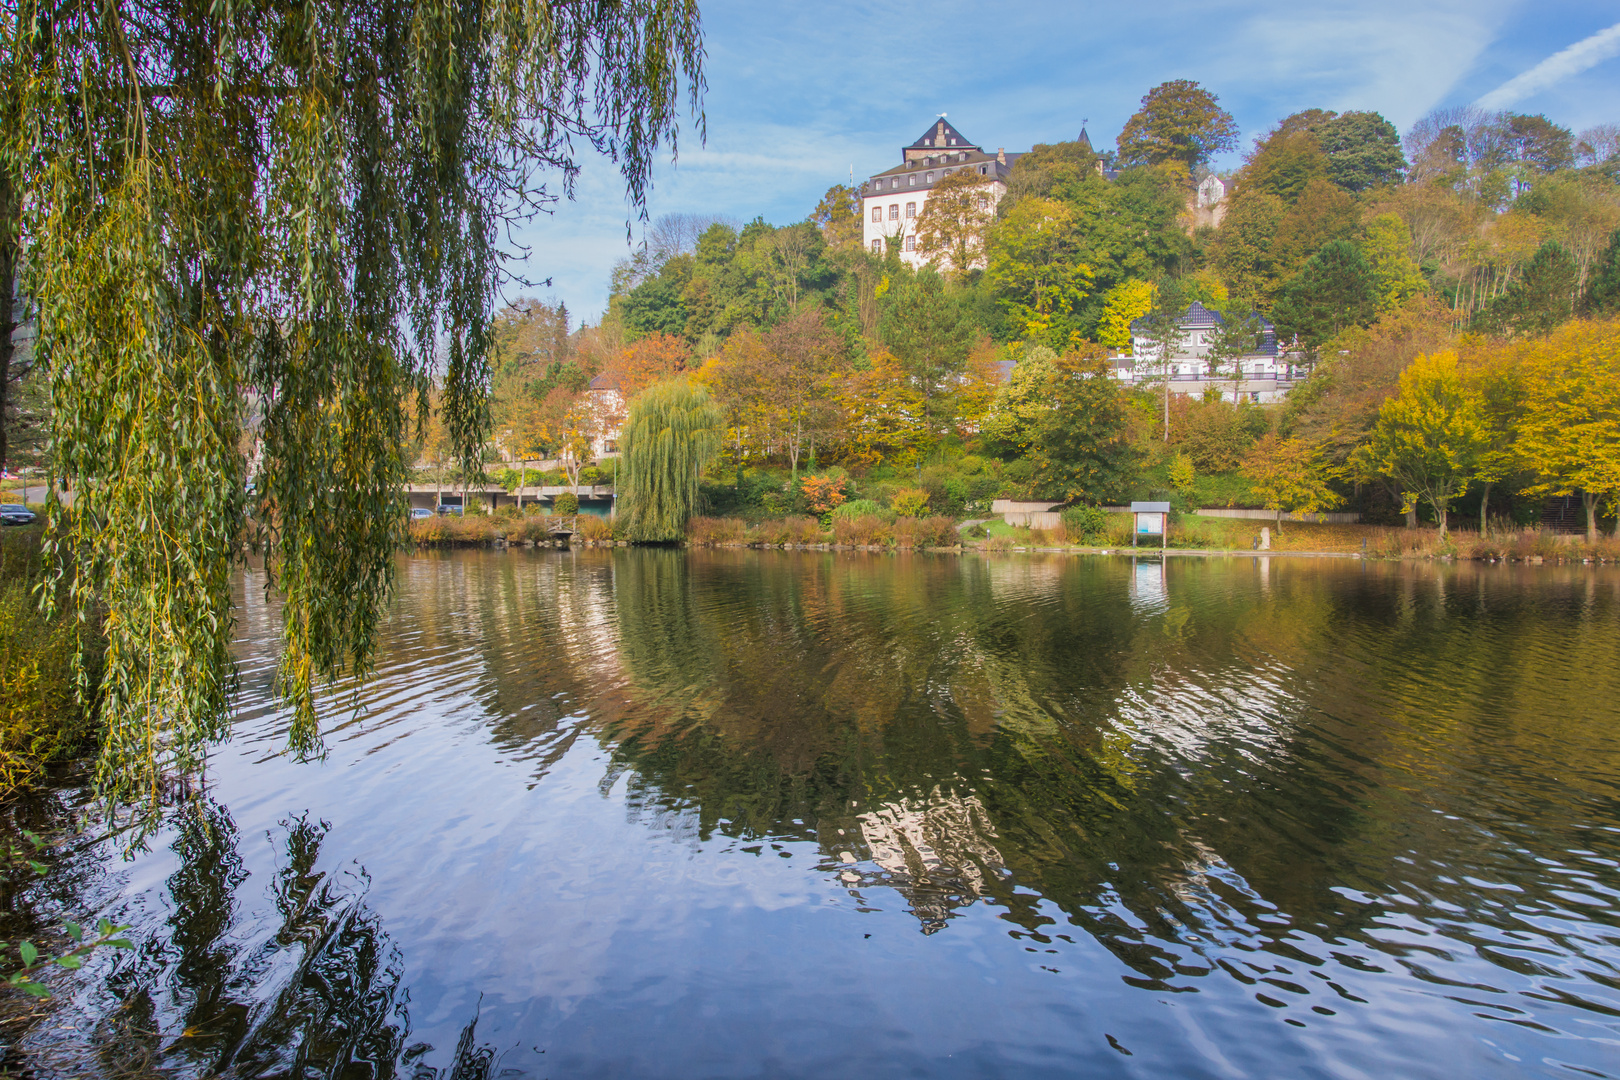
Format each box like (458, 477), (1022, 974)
(506, 0), (1620, 324)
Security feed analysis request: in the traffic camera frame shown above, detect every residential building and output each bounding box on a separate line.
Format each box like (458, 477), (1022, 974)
(861, 119), (1021, 267)
(1116, 301), (1307, 404)
(586, 373), (625, 459)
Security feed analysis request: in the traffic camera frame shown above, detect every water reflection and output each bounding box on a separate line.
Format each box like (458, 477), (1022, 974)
(32, 550), (1620, 1078)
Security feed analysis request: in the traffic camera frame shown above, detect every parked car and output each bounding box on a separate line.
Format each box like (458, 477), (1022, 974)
(410, 507), (434, 520)
(436, 504), (463, 516)
(1, 504), (37, 526)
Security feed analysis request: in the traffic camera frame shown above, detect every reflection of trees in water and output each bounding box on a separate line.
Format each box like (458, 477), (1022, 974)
(592, 552), (1620, 991)
(43, 801), (496, 1079)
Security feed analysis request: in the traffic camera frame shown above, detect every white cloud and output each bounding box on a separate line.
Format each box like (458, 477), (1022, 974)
(1476, 20), (1620, 109)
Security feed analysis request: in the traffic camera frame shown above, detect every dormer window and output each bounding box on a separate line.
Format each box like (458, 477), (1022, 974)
(949, 138), (956, 145)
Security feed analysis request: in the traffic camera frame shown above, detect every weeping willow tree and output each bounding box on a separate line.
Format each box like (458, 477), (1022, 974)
(0, 0), (703, 818)
(617, 378), (721, 541)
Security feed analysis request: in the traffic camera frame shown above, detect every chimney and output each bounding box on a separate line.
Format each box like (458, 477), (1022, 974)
(936, 119), (946, 145)
(996, 147), (1006, 165)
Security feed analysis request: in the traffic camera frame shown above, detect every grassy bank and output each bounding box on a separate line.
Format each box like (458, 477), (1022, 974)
(0, 528), (102, 797)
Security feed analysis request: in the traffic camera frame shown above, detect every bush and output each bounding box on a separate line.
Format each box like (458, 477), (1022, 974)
(831, 499), (888, 522)
(688, 516), (748, 545)
(891, 487), (930, 517)
(1061, 504), (1108, 539)
(553, 491), (579, 515)
(575, 515), (614, 542)
(892, 515), (958, 548)
(832, 514), (893, 547)
(754, 516), (827, 545)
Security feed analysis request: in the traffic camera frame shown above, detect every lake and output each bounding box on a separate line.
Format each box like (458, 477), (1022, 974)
(24, 549), (1620, 1078)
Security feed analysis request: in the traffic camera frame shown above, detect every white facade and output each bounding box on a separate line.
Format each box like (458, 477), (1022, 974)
(861, 119), (1020, 269)
(1116, 301), (1307, 404)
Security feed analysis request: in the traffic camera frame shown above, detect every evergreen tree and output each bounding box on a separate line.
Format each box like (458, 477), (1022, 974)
(1271, 241), (1379, 350)
(1582, 228), (1620, 317)
(1475, 239), (1578, 338)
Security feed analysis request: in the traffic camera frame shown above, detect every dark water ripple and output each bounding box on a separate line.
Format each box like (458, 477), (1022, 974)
(18, 550), (1620, 1078)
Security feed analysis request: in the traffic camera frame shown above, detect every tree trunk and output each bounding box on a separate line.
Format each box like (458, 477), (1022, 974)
(1585, 490), (1598, 545)
(518, 460), (526, 509)
(1437, 502), (1448, 538)
(1479, 481), (1491, 535)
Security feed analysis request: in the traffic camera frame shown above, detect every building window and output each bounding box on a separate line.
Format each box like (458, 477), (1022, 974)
(979, 165), (987, 175)
(908, 175), (916, 187)
(888, 204), (899, 221)
(904, 235), (916, 252)
(949, 138), (956, 145)
(870, 206), (881, 223)
(926, 172), (933, 183)
(905, 202), (916, 218)
(871, 239), (882, 254)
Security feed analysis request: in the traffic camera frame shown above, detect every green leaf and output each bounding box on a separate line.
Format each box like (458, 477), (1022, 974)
(28, 861), (49, 876)
(23, 831), (44, 850)
(19, 941), (38, 967)
(64, 921), (82, 942)
(106, 939), (134, 950)
(96, 918), (113, 937)
(54, 955), (82, 970)
(18, 981), (50, 998)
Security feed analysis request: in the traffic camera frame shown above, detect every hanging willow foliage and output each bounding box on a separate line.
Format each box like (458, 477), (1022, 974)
(0, 0), (703, 817)
(617, 378), (721, 541)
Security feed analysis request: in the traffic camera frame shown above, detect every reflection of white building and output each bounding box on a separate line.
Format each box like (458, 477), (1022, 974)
(861, 119), (1021, 268)
(830, 787), (1006, 933)
(1113, 301), (1307, 404)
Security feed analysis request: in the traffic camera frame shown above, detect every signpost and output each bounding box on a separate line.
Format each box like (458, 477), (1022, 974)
(1131, 501), (1169, 551)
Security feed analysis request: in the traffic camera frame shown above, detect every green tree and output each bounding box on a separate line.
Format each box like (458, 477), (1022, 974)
(980, 345), (1059, 455)
(1031, 353), (1140, 504)
(1353, 352), (1487, 536)
(1313, 111), (1406, 192)
(1585, 228), (1620, 316)
(1116, 80), (1239, 181)
(811, 185), (862, 254)
(7, 0), (703, 812)
(1242, 129), (1329, 204)
(986, 198), (1093, 345)
(1515, 321), (1620, 543)
(1204, 309), (1264, 401)
(879, 270), (973, 440)
(1272, 240), (1379, 351)
(1475, 239), (1579, 338)
(1211, 191), (1288, 308)
(1241, 434), (1342, 531)
(618, 380), (724, 542)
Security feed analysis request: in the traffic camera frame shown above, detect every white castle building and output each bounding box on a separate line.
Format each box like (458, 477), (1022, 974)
(861, 118), (1021, 267)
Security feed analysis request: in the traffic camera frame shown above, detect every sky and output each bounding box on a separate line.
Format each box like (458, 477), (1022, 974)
(505, 0), (1620, 325)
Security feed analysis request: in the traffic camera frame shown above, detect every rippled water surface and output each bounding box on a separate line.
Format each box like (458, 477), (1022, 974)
(32, 550), (1620, 1078)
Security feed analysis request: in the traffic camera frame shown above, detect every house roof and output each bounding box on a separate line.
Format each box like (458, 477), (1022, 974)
(588, 373), (619, 391)
(909, 118), (979, 152)
(1128, 303), (1280, 356)
(864, 148), (1017, 196)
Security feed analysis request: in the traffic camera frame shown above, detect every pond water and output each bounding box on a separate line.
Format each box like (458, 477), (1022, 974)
(23, 550), (1620, 1078)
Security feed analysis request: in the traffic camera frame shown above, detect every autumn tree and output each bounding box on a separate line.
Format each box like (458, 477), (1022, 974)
(811, 185), (862, 254)
(1242, 435), (1342, 531)
(1313, 111), (1406, 192)
(1116, 80), (1239, 182)
(1096, 280), (1156, 352)
(1353, 352), (1487, 535)
(829, 349), (929, 469)
(605, 334), (691, 399)
(1474, 239), (1578, 339)
(1361, 214), (1427, 312)
(915, 170), (995, 276)
(980, 345), (1059, 456)
(763, 308), (843, 478)
(1515, 319), (1620, 542)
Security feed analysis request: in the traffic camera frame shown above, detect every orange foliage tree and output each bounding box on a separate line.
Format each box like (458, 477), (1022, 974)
(605, 333), (690, 398)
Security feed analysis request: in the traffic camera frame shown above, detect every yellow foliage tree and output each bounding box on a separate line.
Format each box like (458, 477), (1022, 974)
(1096, 280), (1156, 352)
(1242, 434), (1342, 532)
(1514, 320), (1620, 542)
(1352, 351), (1487, 536)
(829, 349), (930, 469)
(1363, 213), (1427, 312)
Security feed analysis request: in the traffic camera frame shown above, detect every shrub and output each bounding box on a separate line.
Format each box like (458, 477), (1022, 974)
(575, 515), (614, 542)
(800, 474), (849, 516)
(1061, 504), (1108, 539)
(985, 533), (1014, 552)
(553, 491), (580, 515)
(688, 516), (748, 545)
(831, 499), (887, 521)
(891, 487), (930, 517)
(892, 515), (958, 548)
(965, 522), (987, 539)
(833, 514), (893, 547)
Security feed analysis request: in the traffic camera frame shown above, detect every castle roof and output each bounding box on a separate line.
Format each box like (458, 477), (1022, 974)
(908, 118), (978, 152)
